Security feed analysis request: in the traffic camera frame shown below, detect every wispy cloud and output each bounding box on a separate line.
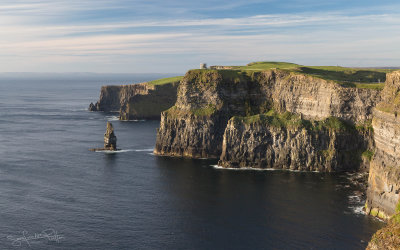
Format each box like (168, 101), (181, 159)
(1, 1), (400, 72)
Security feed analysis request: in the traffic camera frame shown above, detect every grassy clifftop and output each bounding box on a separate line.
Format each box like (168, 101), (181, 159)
(146, 76), (183, 86)
(206, 61), (397, 89)
(240, 61), (395, 88)
(149, 62), (395, 89)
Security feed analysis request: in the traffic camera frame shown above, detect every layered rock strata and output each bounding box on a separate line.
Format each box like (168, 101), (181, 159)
(260, 71), (381, 123)
(154, 70), (259, 158)
(218, 113), (372, 172)
(89, 81), (178, 120)
(154, 69), (380, 161)
(366, 71), (400, 219)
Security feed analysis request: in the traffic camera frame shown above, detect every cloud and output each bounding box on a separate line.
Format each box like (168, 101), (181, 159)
(0, 1), (400, 72)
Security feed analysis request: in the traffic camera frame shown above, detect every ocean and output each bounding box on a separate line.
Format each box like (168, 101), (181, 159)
(0, 74), (383, 249)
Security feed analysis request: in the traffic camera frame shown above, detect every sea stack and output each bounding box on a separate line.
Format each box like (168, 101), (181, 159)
(88, 102), (98, 111)
(104, 122), (117, 150)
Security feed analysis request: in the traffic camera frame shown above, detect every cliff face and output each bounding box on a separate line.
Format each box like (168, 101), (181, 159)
(154, 70), (256, 158)
(154, 69), (380, 161)
(119, 83), (178, 120)
(366, 71), (400, 219)
(218, 114), (372, 172)
(256, 71), (381, 123)
(89, 82), (178, 120)
(90, 84), (149, 112)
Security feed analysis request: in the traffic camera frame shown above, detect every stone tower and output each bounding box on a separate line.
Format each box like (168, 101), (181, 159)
(200, 63), (207, 69)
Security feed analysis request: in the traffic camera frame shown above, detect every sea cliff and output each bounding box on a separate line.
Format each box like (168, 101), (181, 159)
(154, 69), (380, 161)
(366, 71), (400, 219)
(154, 70), (258, 158)
(218, 113), (373, 172)
(89, 77), (180, 120)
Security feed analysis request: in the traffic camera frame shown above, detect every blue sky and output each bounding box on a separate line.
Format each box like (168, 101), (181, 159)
(1, 0), (400, 73)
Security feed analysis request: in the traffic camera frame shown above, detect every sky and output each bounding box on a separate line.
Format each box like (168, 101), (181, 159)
(1, 0), (400, 73)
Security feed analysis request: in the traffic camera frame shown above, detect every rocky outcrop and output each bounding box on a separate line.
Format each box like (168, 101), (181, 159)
(104, 122), (117, 150)
(90, 122), (117, 151)
(218, 113), (373, 172)
(366, 71), (400, 219)
(367, 208), (400, 250)
(154, 69), (380, 160)
(375, 71), (400, 114)
(89, 81), (179, 120)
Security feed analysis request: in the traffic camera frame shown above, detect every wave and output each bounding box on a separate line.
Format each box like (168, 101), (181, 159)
(347, 191), (366, 215)
(348, 195), (361, 203)
(212, 165), (320, 173)
(348, 205), (365, 215)
(120, 119), (146, 122)
(134, 148), (154, 152)
(96, 149), (134, 154)
(106, 116), (119, 121)
(212, 165), (277, 171)
(95, 148), (154, 154)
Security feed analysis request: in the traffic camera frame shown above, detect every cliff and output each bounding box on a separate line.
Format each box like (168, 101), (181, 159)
(218, 112), (373, 172)
(366, 71), (400, 219)
(260, 71), (381, 123)
(89, 77), (180, 120)
(154, 69), (380, 161)
(154, 70), (255, 158)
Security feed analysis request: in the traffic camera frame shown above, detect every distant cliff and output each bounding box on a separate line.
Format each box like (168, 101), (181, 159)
(89, 77), (180, 120)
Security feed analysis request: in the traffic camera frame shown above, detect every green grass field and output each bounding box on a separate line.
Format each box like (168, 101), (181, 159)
(231, 61), (397, 88)
(146, 62), (398, 89)
(147, 76), (183, 86)
(235, 61), (301, 71)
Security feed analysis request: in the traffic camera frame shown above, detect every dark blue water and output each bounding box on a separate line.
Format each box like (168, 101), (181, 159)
(0, 74), (383, 249)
